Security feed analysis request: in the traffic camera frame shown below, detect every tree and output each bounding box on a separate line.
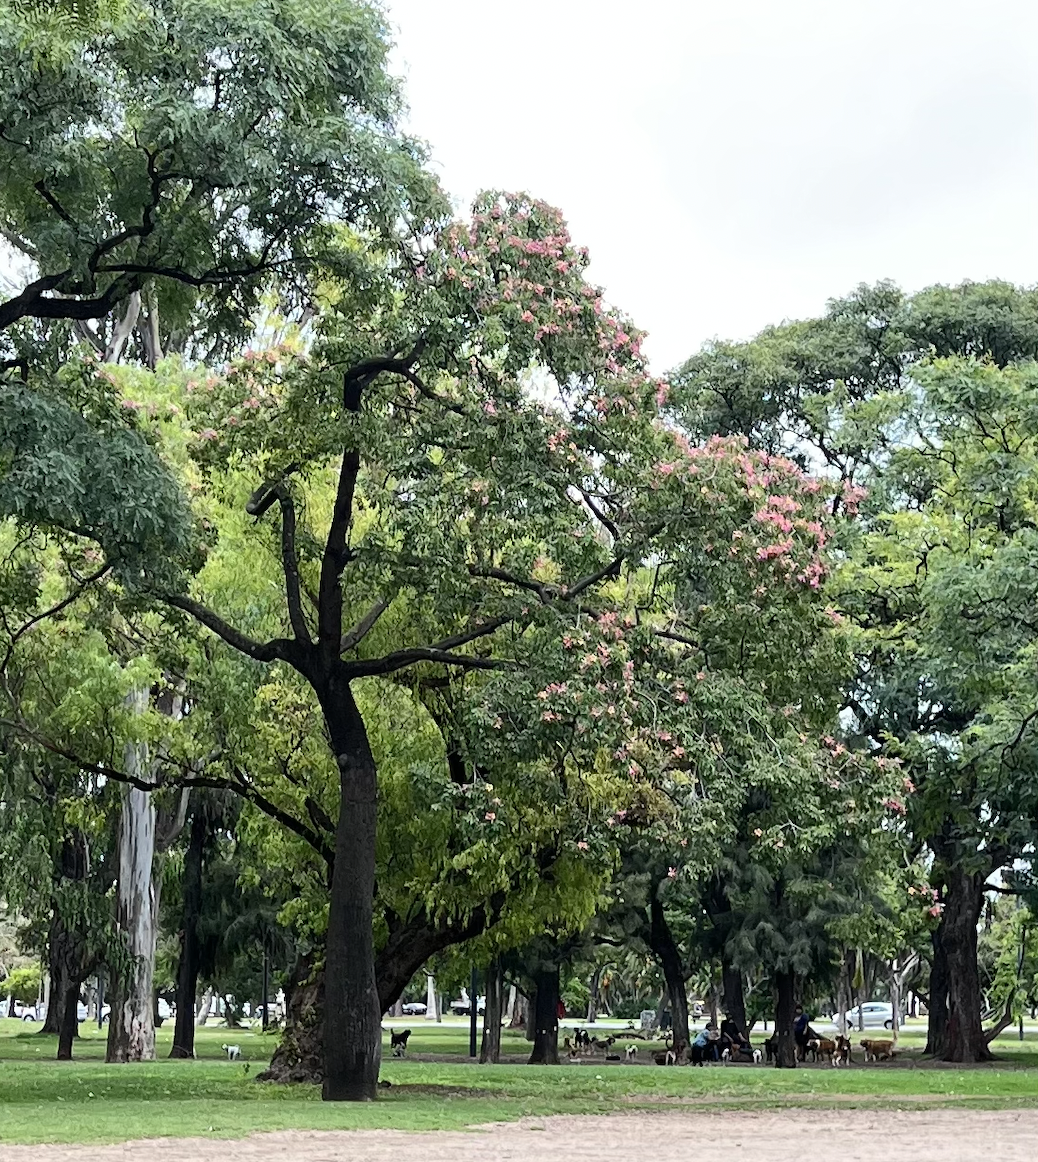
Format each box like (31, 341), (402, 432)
(0, 0), (431, 353)
(673, 280), (1038, 1062)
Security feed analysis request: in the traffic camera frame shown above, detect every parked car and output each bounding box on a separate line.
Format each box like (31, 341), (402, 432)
(833, 1001), (895, 1030)
(401, 1001), (427, 1016)
(449, 995), (486, 1016)
(13, 1002), (40, 1022)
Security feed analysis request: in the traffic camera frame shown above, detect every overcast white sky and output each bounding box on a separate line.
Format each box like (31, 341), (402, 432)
(385, 0), (1038, 373)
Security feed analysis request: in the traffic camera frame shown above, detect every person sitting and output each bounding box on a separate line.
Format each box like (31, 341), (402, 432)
(720, 1014), (752, 1060)
(690, 1022), (720, 1065)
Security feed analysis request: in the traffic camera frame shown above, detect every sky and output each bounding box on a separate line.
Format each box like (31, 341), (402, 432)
(385, 0), (1038, 373)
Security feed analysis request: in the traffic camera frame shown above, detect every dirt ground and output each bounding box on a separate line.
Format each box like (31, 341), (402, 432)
(2, 1108), (1036, 1162)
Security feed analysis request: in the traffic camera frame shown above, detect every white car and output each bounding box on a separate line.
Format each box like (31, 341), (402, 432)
(834, 1001), (895, 1030)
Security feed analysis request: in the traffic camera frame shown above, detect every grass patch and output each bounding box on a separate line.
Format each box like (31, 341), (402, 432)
(0, 1019), (1035, 1145)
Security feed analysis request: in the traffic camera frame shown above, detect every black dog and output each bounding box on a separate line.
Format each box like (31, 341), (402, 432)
(390, 1028), (411, 1057)
(764, 1034), (778, 1063)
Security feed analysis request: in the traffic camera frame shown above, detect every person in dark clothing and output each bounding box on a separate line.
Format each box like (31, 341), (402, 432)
(720, 1015), (752, 1059)
(793, 1004), (821, 1060)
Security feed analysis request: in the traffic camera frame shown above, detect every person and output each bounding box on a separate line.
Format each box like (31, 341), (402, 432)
(720, 1014), (752, 1059)
(556, 998), (566, 1020)
(793, 1004), (820, 1060)
(690, 1021), (720, 1065)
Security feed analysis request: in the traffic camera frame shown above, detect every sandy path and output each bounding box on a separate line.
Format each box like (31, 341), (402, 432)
(1, 1109), (1036, 1162)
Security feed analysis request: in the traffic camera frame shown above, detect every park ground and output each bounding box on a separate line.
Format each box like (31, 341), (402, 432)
(0, 1018), (1036, 1156)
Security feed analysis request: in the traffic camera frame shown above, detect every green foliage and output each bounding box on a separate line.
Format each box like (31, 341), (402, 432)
(2, 963), (41, 1002)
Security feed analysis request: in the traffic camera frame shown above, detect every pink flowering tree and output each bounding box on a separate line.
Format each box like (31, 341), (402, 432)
(164, 192), (686, 1099)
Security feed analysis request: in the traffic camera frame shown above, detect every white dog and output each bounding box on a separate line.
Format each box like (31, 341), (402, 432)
(752, 1048), (762, 1064)
(222, 1043), (241, 1061)
(721, 1047), (731, 1065)
(625, 1044), (637, 1060)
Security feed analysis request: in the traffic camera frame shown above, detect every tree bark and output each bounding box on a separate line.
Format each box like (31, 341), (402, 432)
(509, 987), (527, 1029)
(55, 979), (80, 1061)
(479, 959), (503, 1063)
(321, 679), (381, 1101)
(773, 969), (797, 1068)
(722, 961), (747, 1035)
(169, 807), (206, 1059)
(939, 867), (992, 1062)
(527, 966), (560, 1064)
(44, 832), (94, 1055)
(648, 891), (690, 1048)
(925, 924), (948, 1055)
(106, 689), (158, 1064)
(258, 954), (325, 1084)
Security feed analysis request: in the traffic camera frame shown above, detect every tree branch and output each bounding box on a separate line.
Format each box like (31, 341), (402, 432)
(1, 562), (112, 672)
(345, 648), (510, 678)
(273, 485), (311, 646)
(161, 593), (289, 664)
(340, 599), (390, 653)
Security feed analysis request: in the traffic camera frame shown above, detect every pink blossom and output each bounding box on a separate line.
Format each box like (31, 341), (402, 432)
(520, 310), (535, 323)
(484, 812), (496, 822)
(577, 841), (589, 851)
(197, 428), (218, 441)
(667, 867), (678, 879)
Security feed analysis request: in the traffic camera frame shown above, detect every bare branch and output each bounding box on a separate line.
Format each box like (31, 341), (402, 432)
(161, 593), (289, 664)
(273, 485), (311, 646)
(346, 648), (510, 678)
(340, 599), (390, 654)
(1, 562), (112, 672)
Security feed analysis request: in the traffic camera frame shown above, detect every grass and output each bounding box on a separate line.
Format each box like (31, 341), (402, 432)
(0, 1018), (1036, 1145)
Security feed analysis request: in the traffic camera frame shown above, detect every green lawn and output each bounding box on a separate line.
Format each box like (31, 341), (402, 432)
(0, 1018), (1035, 1146)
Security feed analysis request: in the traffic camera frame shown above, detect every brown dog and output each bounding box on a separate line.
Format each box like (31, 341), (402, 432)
(860, 1038), (896, 1062)
(807, 1037), (836, 1062)
(831, 1035), (852, 1066)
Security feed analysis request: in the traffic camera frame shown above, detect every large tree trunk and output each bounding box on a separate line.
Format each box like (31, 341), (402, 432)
(939, 867), (992, 1062)
(925, 924), (948, 1054)
(479, 959), (503, 1064)
(527, 966), (560, 1064)
(44, 833), (94, 1055)
(320, 680), (381, 1101)
(773, 969), (797, 1069)
(170, 807), (205, 1059)
(722, 961), (748, 1035)
(106, 691), (158, 1064)
(648, 891), (690, 1048)
(258, 954), (325, 1084)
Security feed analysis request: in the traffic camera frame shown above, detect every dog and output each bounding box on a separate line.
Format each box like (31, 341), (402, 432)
(625, 1044), (637, 1060)
(752, 1047), (762, 1064)
(653, 1048), (677, 1066)
(763, 1034), (778, 1063)
(807, 1036), (836, 1062)
(860, 1038), (895, 1062)
(390, 1028), (411, 1055)
(221, 1043), (241, 1060)
(721, 1047), (731, 1065)
(590, 1035), (616, 1053)
(831, 1035), (852, 1066)
(574, 1028), (591, 1051)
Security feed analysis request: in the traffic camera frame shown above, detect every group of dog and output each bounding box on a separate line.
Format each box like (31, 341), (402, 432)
(787, 1034), (896, 1066)
(564, 1029), (633, 1062)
